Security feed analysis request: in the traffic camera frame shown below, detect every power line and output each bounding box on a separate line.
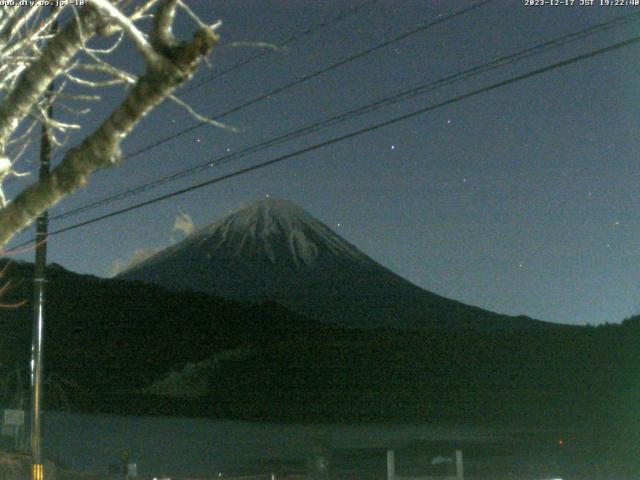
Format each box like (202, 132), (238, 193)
(111, 0), (495, 162)
(51, 10), (640, 222)
(181, 0), (382, 96)
(50, 0), (383, 166)
(6, 32), (637, 253)
(52, 0), (380, 165)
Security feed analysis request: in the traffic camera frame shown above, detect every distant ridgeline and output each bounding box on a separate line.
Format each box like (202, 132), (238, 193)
(0, 258), (637, 430)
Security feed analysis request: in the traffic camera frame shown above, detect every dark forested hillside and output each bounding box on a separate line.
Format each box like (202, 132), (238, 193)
(146, 321), (640, 427)
(0, 261), (336, 408)
(0, 260), (637, 430)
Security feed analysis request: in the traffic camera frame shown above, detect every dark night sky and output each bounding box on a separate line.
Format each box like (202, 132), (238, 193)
(6, 0), (640, 326)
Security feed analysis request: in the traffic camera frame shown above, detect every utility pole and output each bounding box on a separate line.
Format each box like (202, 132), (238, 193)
(30, 10), (56, 480)
(30, 98), (51, 480)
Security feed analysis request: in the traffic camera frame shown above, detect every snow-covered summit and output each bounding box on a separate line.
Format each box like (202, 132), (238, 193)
(189, 198), (372, 267)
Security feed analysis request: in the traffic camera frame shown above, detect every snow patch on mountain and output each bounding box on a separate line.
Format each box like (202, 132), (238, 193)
(178, 198), (373, 268)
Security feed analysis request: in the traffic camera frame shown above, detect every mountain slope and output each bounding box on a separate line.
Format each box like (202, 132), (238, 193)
(0, 260), (334, 407)
(120, 199), (550, 330)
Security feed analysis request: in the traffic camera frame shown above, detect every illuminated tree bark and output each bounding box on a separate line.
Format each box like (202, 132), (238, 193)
(0, 0), (220, 247)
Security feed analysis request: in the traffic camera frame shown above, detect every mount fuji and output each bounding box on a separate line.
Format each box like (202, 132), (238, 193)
(119, 198), (549, 330)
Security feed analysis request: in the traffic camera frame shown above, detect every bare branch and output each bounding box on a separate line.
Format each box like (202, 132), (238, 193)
(63, 69), (127, 88)
(6, 119), (38, 146)
(0, 9), (219, 246)
(168, 94), (239, 132)
(130, 0), (162, 21)
(177, 0), (220, 32)
(0, 1), (229, 248)
(0, 5), (39, 43)
(151, 0), (179, 50)
(7, 139), (31, 167)
(88, 0), (162, 66)
(0, 7), (100, 150)
(221, 41), (284, 52)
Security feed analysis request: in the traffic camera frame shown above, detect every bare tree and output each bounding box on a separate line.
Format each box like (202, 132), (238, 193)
(0, 0), (222, 248)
